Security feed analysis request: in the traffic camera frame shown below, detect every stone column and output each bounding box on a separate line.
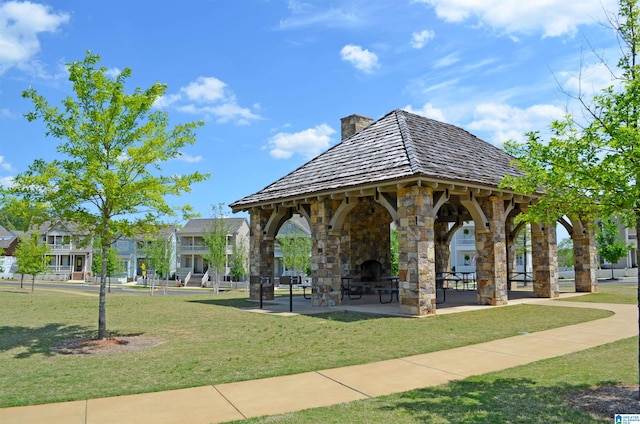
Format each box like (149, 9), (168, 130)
(248, 208), (275, 300)
(505, 215), (518, 290)
(530, 222), (559, 298)
(311, 199), (342, 306)
(475, 196), (508, 305)
(435, 221), (451, 276)
(573, 219), (599, 293)
(397, 185), (436, 316)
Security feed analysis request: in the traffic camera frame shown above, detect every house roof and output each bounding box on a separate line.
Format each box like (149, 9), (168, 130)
(178, 217), (248, 235)
(231, 109), (522, 211)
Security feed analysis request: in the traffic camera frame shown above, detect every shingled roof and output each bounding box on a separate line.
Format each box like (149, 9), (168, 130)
(231, 109), (521, 211)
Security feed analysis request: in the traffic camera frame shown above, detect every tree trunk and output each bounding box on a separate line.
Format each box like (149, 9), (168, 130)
(636, 216), (639, 399)
(31, 276), (35, 292)
(98, 242), (108, 339)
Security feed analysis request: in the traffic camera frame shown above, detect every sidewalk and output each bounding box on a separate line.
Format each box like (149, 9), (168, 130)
(1, 298), (636, 424)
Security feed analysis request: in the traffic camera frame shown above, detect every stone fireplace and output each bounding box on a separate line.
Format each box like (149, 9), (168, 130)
(360, 259), (382, 282)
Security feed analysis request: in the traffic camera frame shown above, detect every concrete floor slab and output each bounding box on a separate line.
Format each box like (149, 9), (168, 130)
(86, 386), (243, 424)
(216, 372), (368, 418)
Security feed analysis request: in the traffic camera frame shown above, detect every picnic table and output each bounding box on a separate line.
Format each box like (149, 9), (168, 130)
(341, 276), (400, 303)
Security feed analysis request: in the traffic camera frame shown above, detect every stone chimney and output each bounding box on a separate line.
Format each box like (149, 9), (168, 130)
(340, 114), (374, 140)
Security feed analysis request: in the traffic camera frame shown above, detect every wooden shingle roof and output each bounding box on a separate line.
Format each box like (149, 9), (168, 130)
(231, 109), (521, 211)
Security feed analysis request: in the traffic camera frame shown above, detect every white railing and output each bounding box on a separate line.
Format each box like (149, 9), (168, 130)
(457, 239), (475, 245)
(201, 269), (210, 287)
(48, 244), (72, 251)
(184, 270), (192, 286)
(48, 265), (72, 272)
(179, 245), (207, 251)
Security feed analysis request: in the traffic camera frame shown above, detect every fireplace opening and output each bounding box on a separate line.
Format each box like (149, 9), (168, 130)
(360, 260), (382, 282)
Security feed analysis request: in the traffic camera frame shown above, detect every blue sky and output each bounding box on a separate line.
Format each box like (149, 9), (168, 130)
(0, 0), (622, 222)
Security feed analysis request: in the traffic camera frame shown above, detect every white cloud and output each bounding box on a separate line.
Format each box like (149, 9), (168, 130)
(558, 62), (618, 96)
(434, 52), (460, 68)
(182, 77), (226, 103)
(467, 102), (565, 144)
(267, 124), (336, 159)
(340, 44), (380, 73)
(404, 103), (447, 122)
(154, 76), (261, 125)
(0, 155), (14, 172)
(279, 1), (364, 30)
(0, 175), (14, 188)
(153, 93), (181, 109)
(411, 29), (435, 49)
(0, 1), (69, 74)
(105, 67), (121, 79)
(176, 153), (203, 163)
(413, 0), (617, 37)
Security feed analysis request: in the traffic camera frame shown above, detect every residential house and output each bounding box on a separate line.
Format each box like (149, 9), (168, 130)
(34, 221), (93, 281)
(176, 218), (249, 287)
(598, 219), (638, 270)
(125, 225), (178, 283)
(0, 226), (21, 279)
(449, 222), (533, 280)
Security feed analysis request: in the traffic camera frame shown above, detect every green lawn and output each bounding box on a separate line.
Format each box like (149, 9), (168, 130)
(0, 282), (631, 414)
(561, 281), (638, 304)
(234, 337), (637, 423)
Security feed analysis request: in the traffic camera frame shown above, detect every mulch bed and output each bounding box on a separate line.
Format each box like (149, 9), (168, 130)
(52, 335), (165, 355)
(565, 384), (639, 420)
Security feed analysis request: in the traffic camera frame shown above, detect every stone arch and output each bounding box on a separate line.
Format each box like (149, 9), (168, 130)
(328, 197), (358, 233)
(340, 197), (395, 280)
(264, 207), (292, 239)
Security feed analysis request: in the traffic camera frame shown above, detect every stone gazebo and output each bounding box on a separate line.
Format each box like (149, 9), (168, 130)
(231, 109), (599, 315)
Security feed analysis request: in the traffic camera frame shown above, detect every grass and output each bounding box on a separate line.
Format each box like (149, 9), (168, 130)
(0, 282), (632, 415)
(234, 337), (637, 423)
(561, 280), (638, 304)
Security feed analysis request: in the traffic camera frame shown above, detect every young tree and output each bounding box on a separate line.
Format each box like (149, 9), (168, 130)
(277, 227), (311, 281)
(557, 238), (575, 268)
(596, 217), (632, 279)
(14, 234), (50, 291)
(502, 0), (640, 395)
(92, 245), (121, 292)
(139, 230), (175, 291)
(230, 238), (248, 282)
(7, 52), (208, 339)
(203, 204), (229, 293)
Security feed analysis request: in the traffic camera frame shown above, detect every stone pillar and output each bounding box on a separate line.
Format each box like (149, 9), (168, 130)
(505, 216), (518, 290)
(248, 208), (275, 300)
(435, 221), (451, 281)
(311, 199), (342, 306)
(475, 196), (508, 305)
(397, 185), (436, 316)
(573, 219), (599, 293)
(530, 222), (559, 298)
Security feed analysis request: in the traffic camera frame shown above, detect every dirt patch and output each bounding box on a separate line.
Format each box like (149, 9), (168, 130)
(53, 335), (165, 355)
(565, 384), (640, 420)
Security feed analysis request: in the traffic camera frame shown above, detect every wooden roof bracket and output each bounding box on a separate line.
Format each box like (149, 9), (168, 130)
(375, 190), (398, 221)
(459, 192), (490, 233)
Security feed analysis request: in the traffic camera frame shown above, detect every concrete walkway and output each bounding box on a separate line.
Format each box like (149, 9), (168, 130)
(1, 297), (636, 424)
